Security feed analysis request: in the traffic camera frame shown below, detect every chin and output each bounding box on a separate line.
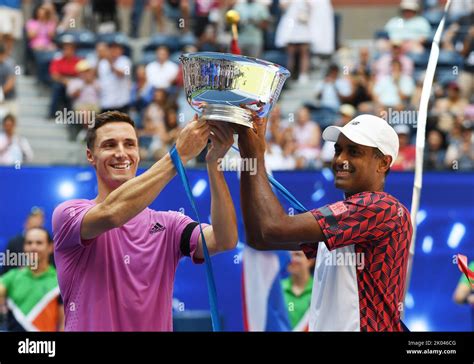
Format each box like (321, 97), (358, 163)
(335, 179), (356, 193)
(334, 178), (348, 189)
(112, 174), (133, 185)
(101, 173), (133, 190)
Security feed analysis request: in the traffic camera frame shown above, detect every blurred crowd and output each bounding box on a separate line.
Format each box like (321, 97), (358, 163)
(0, 0), (472, 170)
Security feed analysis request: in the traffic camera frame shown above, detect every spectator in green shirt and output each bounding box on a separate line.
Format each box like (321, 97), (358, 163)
(0, 227), (63, 332)
(281, 251), (314, 330)
(453, 261), (474, 306)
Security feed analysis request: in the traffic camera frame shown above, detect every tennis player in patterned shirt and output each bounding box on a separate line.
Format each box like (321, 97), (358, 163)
(238, 114), (412, 331)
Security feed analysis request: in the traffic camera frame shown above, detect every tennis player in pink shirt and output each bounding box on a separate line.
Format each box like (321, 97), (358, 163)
(52, 111), (238, 331)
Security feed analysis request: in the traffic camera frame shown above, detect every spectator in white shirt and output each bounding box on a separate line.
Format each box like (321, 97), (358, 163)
(373, 59), (415, 109)
(0, 114), (33, 165)
(67, 60), (101, 140)
(145, 46), (179, 90)
(314, 64), (353, 111)
(97, 42), (132, 113)
(384, 0), (431, 53)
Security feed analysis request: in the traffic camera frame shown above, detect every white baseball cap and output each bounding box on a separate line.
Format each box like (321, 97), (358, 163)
(322, 114), (399, 167)
(400, 0), (420, 12)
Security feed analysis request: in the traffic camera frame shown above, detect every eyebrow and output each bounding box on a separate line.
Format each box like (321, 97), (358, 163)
(100, 138), (137, 145)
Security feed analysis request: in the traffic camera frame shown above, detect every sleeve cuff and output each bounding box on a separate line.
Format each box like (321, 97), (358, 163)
(189, 223), (210, 264)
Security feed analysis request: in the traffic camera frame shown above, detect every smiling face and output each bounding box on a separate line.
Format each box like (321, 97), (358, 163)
(87, 121), (140, 191)
(332, 134), (391, 196)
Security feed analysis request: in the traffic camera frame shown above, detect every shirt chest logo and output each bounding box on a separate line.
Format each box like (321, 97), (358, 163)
(149, 222), (165, 234)
(328, 201), (348, 216)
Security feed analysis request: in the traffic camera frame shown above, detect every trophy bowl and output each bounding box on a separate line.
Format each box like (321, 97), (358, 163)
(180, 52), (290, 128)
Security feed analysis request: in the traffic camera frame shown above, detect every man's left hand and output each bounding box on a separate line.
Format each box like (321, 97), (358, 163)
(206, 121), (235, 164)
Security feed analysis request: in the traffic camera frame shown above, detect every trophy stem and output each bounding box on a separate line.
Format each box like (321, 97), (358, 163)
(201, 104), (253, 128)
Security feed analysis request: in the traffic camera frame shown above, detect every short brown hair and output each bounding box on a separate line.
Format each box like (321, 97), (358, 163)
(86, 111), (136, 149)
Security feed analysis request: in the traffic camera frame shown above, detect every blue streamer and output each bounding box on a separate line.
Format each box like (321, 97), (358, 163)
(169, 145), (221, 331)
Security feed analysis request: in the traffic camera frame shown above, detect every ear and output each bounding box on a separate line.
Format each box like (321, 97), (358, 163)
(378, 155), (392, 175)
(86, 148), (96, 167)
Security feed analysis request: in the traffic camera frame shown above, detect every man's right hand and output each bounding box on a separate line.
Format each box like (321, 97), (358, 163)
(176, 115), (211, 164)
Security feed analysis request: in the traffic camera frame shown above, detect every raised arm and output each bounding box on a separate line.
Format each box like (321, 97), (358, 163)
(195, 121), (238, 259)
(237, 117), (324, 251)
(81, 117), (210, 240)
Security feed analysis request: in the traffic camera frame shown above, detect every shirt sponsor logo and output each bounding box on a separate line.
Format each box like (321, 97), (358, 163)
(328, 201), (348, 216)
(149, 222), (165, 234)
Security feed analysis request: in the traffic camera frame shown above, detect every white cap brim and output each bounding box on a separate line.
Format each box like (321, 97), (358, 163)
(322, 125), (378, 149)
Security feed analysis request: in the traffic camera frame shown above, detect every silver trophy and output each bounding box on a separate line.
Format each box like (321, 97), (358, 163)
(180, 52), (290, 128)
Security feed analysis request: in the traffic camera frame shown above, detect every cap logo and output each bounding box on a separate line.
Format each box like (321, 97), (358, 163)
(350, 121), (360, 125)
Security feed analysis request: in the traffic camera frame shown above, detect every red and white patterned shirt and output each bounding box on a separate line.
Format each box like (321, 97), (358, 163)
(302, 191), (412, 332)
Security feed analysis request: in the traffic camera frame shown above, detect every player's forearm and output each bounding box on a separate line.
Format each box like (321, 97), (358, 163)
(240, 158), (288, 247)
(101, 154), (177, 227)
(207, 161), (238, 251)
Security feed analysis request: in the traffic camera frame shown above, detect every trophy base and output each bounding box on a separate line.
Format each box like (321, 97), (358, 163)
(201, 104), (253, 128)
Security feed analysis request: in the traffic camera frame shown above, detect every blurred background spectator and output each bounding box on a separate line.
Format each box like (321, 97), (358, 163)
(97, 40), (131, 113)
(292, 106), (321, 168)
(384, 0), (431, 53)
(313, 64), (352, 111)
(275, 0), (335, 83)
(0, 227), (64, 332)
(0, 43), (16, 117)
(0, 207), (45, 275)
(281, 251), (314, 330)
(0, 114), (33, 165)
(424, 128), (447, 171)
(374, 40), (414, 80)
(66, 59), (100, 139)
(26, 3), (57, 52)
(320, 104), (356, 166)
(0, 0), (472, 334)
(392, 124), (416, 171)
(232, 0), (270, 59)
(146, 45), (178, 90)
(48, 35), (81, 119)
(373, 59), (415, 110)
(445, 125), (474, 171)
(0, 0), (23, 58)
(0, 0), (470, 171)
